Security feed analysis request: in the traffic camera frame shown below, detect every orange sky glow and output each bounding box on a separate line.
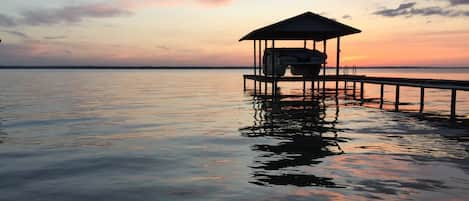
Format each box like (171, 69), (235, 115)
(0, 0), (469, 66)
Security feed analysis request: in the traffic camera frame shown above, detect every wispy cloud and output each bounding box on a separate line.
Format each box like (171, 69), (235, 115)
(118, 0), (232, 8)
(156, 45), (171, 50)
(197, 0), (232, 7)
(374, 2), (416, 17)
(44, 35), (67, 40)
(373, 2), (469, 17)
(342, 14), (352, 20)
(0, 14), (17, 27)
(19, 3), (132, 26)
(447, 0), (469, 5)
(0, 30), (29, 39)
(0, 0), (233, 28)
(0, 2), (132, 27)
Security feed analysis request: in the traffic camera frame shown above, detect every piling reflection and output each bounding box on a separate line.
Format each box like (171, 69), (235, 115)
(0, 132), (5, 144)
(240, 91), (348, 187)
(0, 122), (5, 144)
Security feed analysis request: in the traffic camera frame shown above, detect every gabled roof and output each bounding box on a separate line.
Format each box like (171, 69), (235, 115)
(239, 12), (361, 41)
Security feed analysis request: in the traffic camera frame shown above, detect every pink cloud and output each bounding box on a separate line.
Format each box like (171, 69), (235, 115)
(197, 0), (232, 7)
(0, 0), (232, 27)
(117, 0), (232, 9)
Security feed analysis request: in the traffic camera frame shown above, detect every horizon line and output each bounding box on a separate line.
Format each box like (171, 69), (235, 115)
(1, 66), (469, 70)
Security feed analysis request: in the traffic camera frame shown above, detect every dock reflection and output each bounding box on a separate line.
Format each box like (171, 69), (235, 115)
(240, 91), (348, 187)
(0, 121), (6, 144)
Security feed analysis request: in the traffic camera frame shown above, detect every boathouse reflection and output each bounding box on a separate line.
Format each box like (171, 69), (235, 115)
(240, 92), (348, 187)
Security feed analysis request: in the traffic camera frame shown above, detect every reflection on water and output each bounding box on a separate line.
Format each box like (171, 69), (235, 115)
(240, 93), (348, 187)
(0, 117), (6, 144)
(1, 69), (469, 201)
(241, 86), (469, 200)
(0, 131), (6, 144)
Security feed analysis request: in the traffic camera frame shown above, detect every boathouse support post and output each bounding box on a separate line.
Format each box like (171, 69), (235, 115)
(344, 80), (348, 92)
(353, 81), (356, 99)
(311, 40), (315, 94)
(258, 40), (262, 93)
(302, 42), (306, 94)
(380, 84), (384, 109)
(420, 87), (425, 113)
(336, 37), (340, 90)
(264, 40), (267, 94)
(302, 40), (306, 94)
(303, 79), (306, 96)
(253, 40), (257, 95)
(451, 89), (457, 119)
(317, 80), (320, 93)
(272, 40), (277, 96)
(323, 40), (327, 93)
(311, 79), (315, 94)
(316, 40), (320, 94)
(395, 85), (400, 112)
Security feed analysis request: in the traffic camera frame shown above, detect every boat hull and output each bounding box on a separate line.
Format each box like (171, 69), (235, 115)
(291, 64), (322, 77)
(262, 48), (326, 77)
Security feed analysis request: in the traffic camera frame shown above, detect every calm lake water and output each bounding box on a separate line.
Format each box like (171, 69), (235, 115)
(0, 69), (469, 201)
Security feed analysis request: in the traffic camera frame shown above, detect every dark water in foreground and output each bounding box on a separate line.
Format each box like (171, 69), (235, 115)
(0, 69), (469, 201)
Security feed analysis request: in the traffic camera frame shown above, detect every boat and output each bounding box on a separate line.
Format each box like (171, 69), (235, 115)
(263, 48), (326, 77)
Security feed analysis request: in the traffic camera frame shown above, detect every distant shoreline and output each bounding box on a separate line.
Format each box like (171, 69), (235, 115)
(0, 66), (251, 70)
(0, 66), (468, 70)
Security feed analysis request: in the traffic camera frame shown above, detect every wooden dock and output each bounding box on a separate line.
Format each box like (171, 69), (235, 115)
(239, 12), (468, 120)
(244, 74), (469, 119)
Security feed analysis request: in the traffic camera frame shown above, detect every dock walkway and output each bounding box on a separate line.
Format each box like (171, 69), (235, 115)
(243, 74), (469, 119)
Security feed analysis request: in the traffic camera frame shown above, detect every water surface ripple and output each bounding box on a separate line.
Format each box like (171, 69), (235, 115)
(0, 69), (468, 201)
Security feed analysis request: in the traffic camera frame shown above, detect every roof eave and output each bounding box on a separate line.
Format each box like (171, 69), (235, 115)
(239, 30), (362, 41)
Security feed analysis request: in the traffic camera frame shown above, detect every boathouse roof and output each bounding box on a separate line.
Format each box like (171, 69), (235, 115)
(239, 12), (361, 41)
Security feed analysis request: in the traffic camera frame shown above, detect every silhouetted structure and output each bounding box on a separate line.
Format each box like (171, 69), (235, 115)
(240, 12), (361, 96)
(240, 13), (469, 119)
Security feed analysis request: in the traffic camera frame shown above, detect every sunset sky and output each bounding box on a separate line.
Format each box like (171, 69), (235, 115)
(0, 0), (469, 67)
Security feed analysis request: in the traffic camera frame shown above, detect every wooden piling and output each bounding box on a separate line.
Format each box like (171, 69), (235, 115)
(303, 79), (306, 95)
(395, 85), (400, 112)
(380, 84), (384, 109)
(258, 40), (262, 92)
(353, 81), (356, 99)
(336, 37), (340, 89)
(243, 76), (246, 91)
(360, 81), (364, 103)
(420, 87), (425, 113)
(264, 40), (267, 94)
(311, 79), (315, 94)
(451, 89), (457, 119)
(271, 40), (276, 96)
(344, 80), (348, 91)
(317, 80), (320, 93)
(322, 40), (327, 93)
(253, 40), (257, 94)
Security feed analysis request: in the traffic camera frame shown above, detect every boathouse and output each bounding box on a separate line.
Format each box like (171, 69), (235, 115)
(240, 11), (361, 95)
(241, 12), (469, 120)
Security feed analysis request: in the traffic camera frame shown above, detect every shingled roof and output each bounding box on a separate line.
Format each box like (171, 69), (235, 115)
(240, 12), (361, 41)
